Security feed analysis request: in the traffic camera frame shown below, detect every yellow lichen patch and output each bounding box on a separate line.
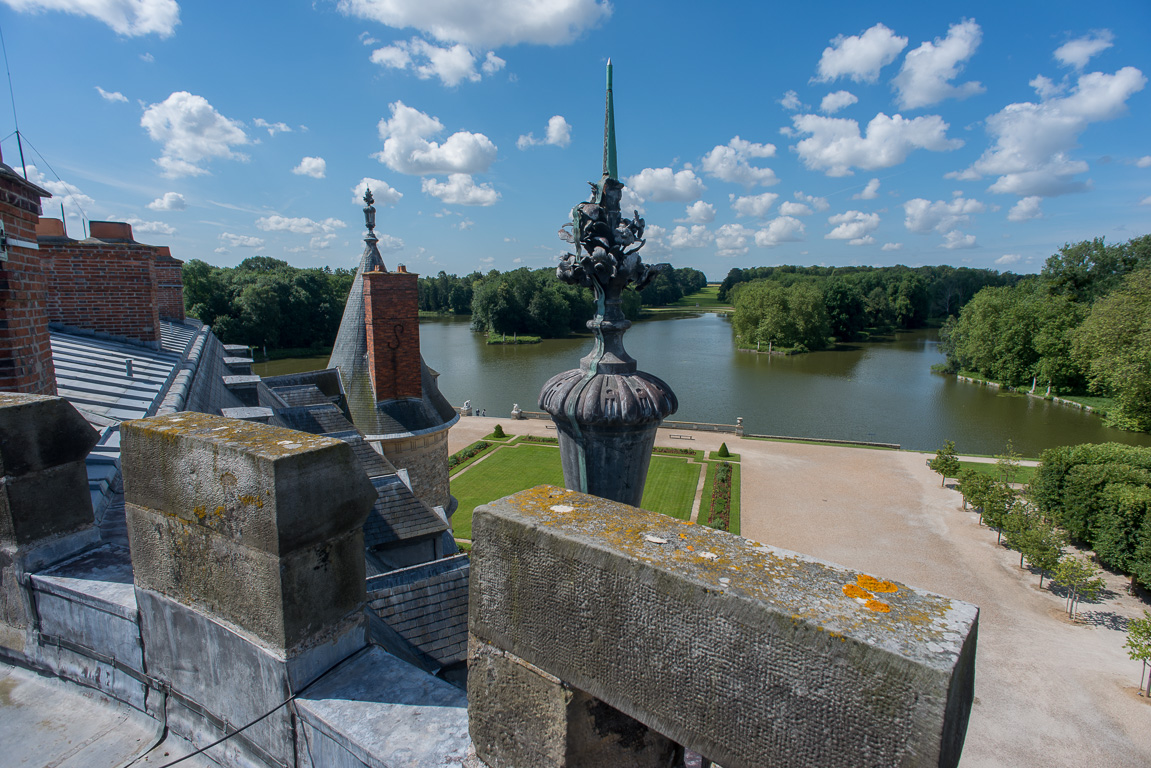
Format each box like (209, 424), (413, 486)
(857, 574), (898, 593)
(842, 583), (872, 600)
(865, 599), (891, 613)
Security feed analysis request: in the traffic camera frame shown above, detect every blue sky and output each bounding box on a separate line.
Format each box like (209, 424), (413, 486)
(1, 1), (1149, 280)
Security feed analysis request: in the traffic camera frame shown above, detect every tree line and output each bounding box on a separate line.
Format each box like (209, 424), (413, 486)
(419, 265), (707, 338)
(182, 256), (354, 350)
(939, 235), (1151, 431)
(725, 264), (1018, 353)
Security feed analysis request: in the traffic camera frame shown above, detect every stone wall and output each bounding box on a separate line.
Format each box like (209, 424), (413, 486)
(363, 268), (421, 402)
(377, 428), (450, 510)
(0, 167), (54, 395)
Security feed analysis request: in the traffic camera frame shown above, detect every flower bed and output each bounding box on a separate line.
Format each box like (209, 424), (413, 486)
(706, 461), (734, 531)
(448, 440), (493, 470)
(518, 435), (559, 445)
(653, 446), (698, 457)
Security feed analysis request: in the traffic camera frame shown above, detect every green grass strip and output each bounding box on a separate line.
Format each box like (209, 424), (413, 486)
(956, 460), (1037, 485)
(708, 450), (740, 462)
(638, 456), (701, 520)
(447, 440), (499, 475)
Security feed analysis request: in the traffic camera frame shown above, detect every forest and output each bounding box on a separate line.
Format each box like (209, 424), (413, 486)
(940, 235), (1151, 431)
(724, 264), (1020, 353)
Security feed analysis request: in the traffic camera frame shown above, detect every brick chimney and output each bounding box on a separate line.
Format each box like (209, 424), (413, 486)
(0, 156), (55, 396)
(362, 267), (421, 402)
(153, 245), (185, 322)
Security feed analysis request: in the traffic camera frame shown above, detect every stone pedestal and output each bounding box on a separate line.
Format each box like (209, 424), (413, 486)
(121, 412), (378, 767)
(0, 393), (99, 652)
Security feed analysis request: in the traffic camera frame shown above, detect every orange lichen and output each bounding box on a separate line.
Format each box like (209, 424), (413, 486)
(865, 599), (891, 613)
(842, 583), (872, 600)
(857, 574), (898, 593)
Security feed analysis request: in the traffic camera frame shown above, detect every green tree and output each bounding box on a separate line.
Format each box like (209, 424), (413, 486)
(1052, 556), (1106, 618)
(928, 440), (961, 487)
(1018, 518), (1065, 587)
(1073, 268), (1151, 431)
(1125, 611), (1151, 696)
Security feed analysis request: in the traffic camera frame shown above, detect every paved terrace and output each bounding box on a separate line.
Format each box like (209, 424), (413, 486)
(450, 414), (1151, 768)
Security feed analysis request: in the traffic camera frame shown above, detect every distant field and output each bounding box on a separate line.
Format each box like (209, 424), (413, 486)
(647, 284), (733, 312)
(449, 442), (703, 539)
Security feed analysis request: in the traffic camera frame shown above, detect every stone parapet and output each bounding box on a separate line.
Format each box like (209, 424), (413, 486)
(469, 486), (979, 768)
(374, 428), (451, 510)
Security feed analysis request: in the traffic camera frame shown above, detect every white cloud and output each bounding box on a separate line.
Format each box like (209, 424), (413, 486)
(219, 232), (264, 248)
(255, 215), (347, 234)
(292, 156), (327, 178)
(21, 165), (94, 226)
(1007, 196), (1043, 221)
(1140, 196), (1151, 206)
(755, 216), (805, 247)
(892, 19), (984, 109)
(881, 242), (903, 251)
(376, 234), (404, 252)
(141, 92), (249, 177)
(778, 201), (811, 217)
(96, 86), (127, 102)
(1055, 30), (1114, 71)
(360, 31), (379, 45)
(730, 192), (778, 218)
(122, 217), (174, 235)
(956, 66), (1146, 196)
(421, 173), (500, 205)
(338, 0), (610, 48)
(253, 118), (292, 136)
(669, 225), (713, 249)
(853, 178), (880, 200)
(715, 223), (753, 257)
(147, 192), (185, 210)
(517, 115), (571, 149)
(995, 253), (1022, 265)
(375, 101), (496, 175)
(903, 196), (985, 233)
(793, 191), (830, 212)
(779, 90), (804, 111)
(352, 177), (403, 205)
(371, 38), (503, 86)
(626, 167), (705, 202)
(825, 210), (880, 240)
(140, 52), (153, 62)
(701, 136), (778, 187)
(457, 218), (474, 230)
(4, 0), (179, 37)
(814, 23), (907, 83)
(641, 223), (670, 257)
(820, 90), (857, 114)
(1136, 156), (1151, 168)
(942, 230), (977, 249)
(849, 236), (876, 246)
(309, 234), (339, 251)
(678, 200), (715, 224)
(792, 112), (962, 176)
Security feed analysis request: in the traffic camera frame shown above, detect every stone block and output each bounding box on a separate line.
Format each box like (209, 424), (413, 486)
(0, 392), (99, 476)
(121, 412), (377, 651)
(469, 634), (679, 768)
(470, 486), (979, 768)
(0, 459), (94, 545)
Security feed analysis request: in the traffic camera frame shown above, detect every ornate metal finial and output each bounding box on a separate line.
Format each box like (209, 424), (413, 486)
(604, 59), (617, 182)
(363, 186), (376, 235)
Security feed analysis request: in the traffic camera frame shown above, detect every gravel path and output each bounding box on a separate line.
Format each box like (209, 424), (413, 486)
(450, 416), (1151, 767)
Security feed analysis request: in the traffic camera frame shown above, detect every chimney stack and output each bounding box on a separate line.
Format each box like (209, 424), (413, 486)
(363, 267), (422, 402)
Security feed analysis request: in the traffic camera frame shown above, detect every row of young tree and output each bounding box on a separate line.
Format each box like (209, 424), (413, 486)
(182, 257), (355, 350)
(420, 265), (708, 338)
(726, 265), (1018, 352)
(939, 235), (1151, 431)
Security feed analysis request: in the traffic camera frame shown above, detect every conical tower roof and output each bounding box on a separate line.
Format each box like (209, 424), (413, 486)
(327, 189), (457, 437)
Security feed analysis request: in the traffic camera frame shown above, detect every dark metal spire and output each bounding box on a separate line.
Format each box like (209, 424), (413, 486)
(363, 187), (376, 237)
(603, 59), (617, 181)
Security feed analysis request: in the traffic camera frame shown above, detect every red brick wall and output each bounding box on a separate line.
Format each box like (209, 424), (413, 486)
(40, 242), (161, 346)
(0, 174), (55, 395)
(363, 269), (422, 402)
(154, 246), (185, 322)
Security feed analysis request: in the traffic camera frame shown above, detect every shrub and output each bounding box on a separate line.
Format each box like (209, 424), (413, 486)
(718, 442), (730, 458)
(448, 441), (492, 469)
(492, 424), (506, 438)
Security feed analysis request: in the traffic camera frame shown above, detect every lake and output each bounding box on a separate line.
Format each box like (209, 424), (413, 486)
(255, 312), (1151, 457)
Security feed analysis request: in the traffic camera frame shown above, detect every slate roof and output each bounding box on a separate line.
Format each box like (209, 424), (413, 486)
(366, 554), (470, 666)
(363, 474), (448, 548)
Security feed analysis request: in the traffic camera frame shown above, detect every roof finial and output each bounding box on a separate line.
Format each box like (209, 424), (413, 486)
(603, 59), (617, 181)
(363, 186), (376, 235)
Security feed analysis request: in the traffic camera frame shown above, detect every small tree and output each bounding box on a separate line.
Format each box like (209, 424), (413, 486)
(958, 469), (994, 519)
(928, 440), (961, 487)
(1053, 555), (1106, 618)
(1019, 520), (1066, 588)
(492, 423), (506, 439)
(717, 442), (730, 458)
(1125, 611), (1151, 696)
(982, 482), (1018, 543)
(996, 439), (1023, 486)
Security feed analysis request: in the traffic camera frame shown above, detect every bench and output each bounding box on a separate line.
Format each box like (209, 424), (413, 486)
(670, 434), (695, 440)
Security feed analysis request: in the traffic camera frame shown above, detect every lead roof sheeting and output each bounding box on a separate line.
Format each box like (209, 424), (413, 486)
(366, 554), (470, 666)
(363, 475), (447, 548)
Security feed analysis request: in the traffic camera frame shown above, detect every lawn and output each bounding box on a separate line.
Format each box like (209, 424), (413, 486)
(956, 460), (1037, 485)
(449, 443), (702, 539)
(646, 284), (733, 313)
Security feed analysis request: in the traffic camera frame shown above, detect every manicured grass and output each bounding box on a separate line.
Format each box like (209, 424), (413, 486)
(447, 440), (498, 473)
(957, 460), (1037, 485)
(449, 444), (703, 538)
(1057, 394), (1113, 412)
(709, 450), (740, 462)
(646, 284), (733, 313)
(484, 431), (514, 441)
(486, 332), (541, 344)
(638, 457), (701, 520)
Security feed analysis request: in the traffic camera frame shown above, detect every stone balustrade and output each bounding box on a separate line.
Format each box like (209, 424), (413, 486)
(469, 485), (978, 768)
